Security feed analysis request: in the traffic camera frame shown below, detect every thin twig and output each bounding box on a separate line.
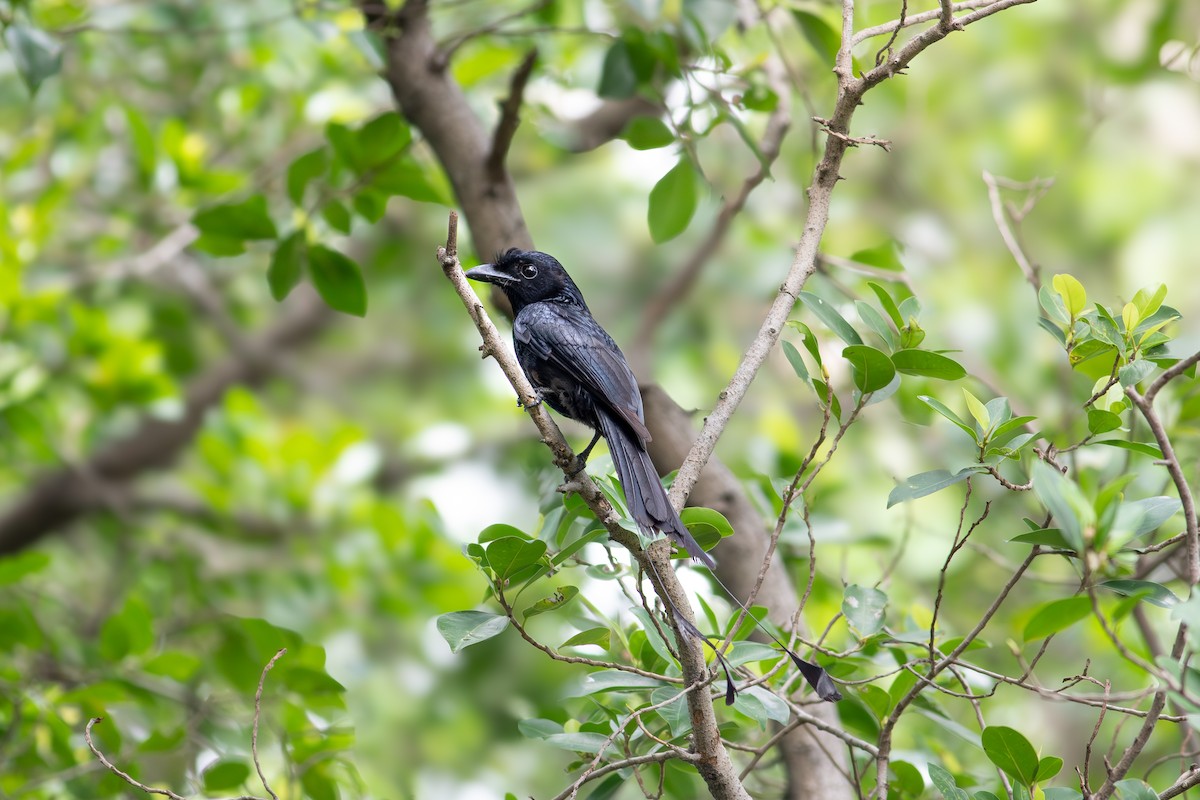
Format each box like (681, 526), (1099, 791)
(252, 648), (287, 800)
(487, 49), (538, 184)
(982, 170), (1044, 292)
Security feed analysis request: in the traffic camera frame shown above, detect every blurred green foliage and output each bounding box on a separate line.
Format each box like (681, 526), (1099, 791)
(1, 0), (1199, 798)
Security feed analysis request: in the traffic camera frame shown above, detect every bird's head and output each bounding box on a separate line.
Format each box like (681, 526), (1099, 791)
(465, 249), (586, 313)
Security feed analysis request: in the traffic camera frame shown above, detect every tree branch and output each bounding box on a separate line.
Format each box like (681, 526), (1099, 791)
(0, 288), (332, 555)
(487, 49), (538, 184)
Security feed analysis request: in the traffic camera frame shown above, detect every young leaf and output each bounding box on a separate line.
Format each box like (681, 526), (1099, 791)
(647, 159), (698, 243)
(842, 345), (895, 393)
(308, 245), (367, 317)
(980, 725), (1040, 786)
(436, 611), (509, 653)
(963, 389), (991, 432)
(1052, 273), (1087, 318)
(1132, 283), (1167, 320)
(561, 627), (611, 649)
(800, 292), (862, 346)
(1022, 596), (1091, 641)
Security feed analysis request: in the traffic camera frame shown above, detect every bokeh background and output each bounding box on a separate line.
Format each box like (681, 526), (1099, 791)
(1, 0), (1199, 798)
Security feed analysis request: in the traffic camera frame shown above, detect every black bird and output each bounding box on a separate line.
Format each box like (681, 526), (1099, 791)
(466, 248), (840, 704)
(466, 248), (714, 568)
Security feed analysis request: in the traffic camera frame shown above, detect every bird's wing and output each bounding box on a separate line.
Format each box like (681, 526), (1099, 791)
(517, 302), (652, 445)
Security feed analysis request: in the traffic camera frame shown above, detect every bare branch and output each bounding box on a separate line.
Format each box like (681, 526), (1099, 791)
(487, 49), (538, 184)
(983, 170), (1047, 292)
(252, 649), (287, 800)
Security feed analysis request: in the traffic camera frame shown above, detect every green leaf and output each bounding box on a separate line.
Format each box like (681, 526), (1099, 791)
(800, 292), (862, 345)
(357, 111), (411, 163)
(842, 345), (895, 393)
(1118, 359), (1155, 388)
(142, 651), (202, 682)
(1008, 528), (1073, 548)
(193, 195), (278, 242)
(888, 468), (983, 507)
(573, 669), (666, 695)
(679, 506), (733, 554)
(486, 537), (548, 580)
(1099, 580), (1179, 608)
(868, 282), (905, 330)
(561, 627), (611, 649)
(1094, 439), (1163, 458)
(308, 245), (367, 317)
(479, 523), (529, 543)
(1132, 284), (1167, 320)
(1036, 755), (1064, 782)
(1113, 780), (1158, 800)
(371, 159), (449, 204)
(543, 732), (614, 755)
(620, 116), (674, 150)
(918, 395), (977, 440)
(725, 641), (784, 668)
(1117, 496), (1182, 538)
(1087, 409), (1122, 435)
(963, 388), (991, 432)
(353, 190), (388, 223)
(286, 148), (327, 206)
(842, 584), (887, 637)
(598, 40), (637, 98)
(4, 25), (63, 96)
(99, 595), (154, 661)
(782, 340), (810, 382)
(321, 199), (352, 234)
(891, 349), (967, 380)
(1031, 461), (1091, 551)
(736, 686), (791, 728)
(0, 551), (51, 585)
(517, 718), (562, 740)
(267, 232), (305, 302)
(1052, 274), (1087, 318)
(203, 760), (251, 792)
(1023, 596), (1091, 641)
(791, 10), (840, 64)
(523, 585), (579, 620)
(436, 610), (509, 653)
(928, 764), (970, 800)
(647, 159), (698, 243)
(891, 761), (925, 797)
(850, 241), (904, 272)
(981, 725), (1039, 786)
(855, 301), (899, 350)
(1039, 284), (1069, 325)
(650, 685), (691, 737)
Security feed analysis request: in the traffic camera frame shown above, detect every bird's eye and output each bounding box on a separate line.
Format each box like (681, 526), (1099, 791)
(521, 264), (538, 279)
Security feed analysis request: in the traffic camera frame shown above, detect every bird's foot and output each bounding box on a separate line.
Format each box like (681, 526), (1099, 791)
(518, 390), (544, 410)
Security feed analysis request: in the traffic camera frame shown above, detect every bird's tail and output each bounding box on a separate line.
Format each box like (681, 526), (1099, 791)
(597, 410), (715, 569)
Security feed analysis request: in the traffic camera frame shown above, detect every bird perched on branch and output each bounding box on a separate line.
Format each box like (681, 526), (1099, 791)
(466, 248), (840, 704)
(467, 248), (713, 567)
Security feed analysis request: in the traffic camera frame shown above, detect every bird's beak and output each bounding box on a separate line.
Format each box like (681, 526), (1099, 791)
(465, 263), (509, 285)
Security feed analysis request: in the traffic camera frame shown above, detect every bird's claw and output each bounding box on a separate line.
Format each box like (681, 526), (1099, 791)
(518, 390), (544, 410)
